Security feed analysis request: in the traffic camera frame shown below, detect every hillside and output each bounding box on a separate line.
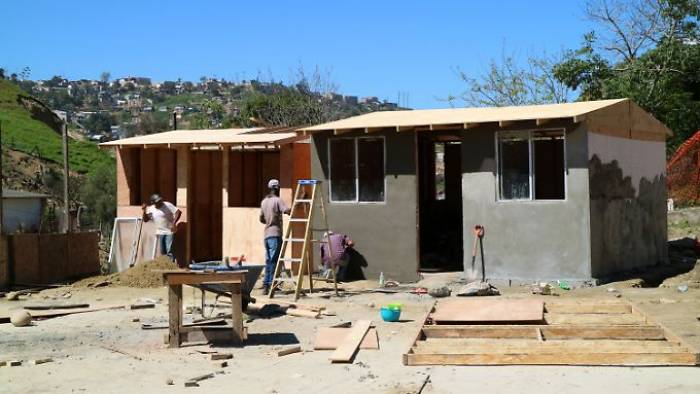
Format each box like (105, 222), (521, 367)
(0, 79), (113, 175)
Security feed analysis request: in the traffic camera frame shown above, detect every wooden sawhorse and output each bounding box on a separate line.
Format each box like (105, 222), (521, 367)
(160, 270), (247, 348)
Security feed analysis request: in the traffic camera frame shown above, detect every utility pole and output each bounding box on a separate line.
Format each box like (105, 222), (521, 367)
(62, 123), (70, 233)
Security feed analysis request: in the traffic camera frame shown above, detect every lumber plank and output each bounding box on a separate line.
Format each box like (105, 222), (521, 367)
(24, 303), (90, 310)
(271, 299), (325, 312)
(544, 303), (631, 314)
(431, 299), (543, 323)
(330, 320), (372, 363)
(545, 313), (645, 325)
(404, 352), (698, 366)
(0, 305), (124, 323)
(413, 339), (685, 353)
(421, 325), (666, 340)
(314, 327), (379, 350)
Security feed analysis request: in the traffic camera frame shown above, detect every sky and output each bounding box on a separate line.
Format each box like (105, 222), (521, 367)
(1, 1), (591, 109)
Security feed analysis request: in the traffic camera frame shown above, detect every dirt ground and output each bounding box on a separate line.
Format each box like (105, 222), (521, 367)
(1, 273), (700, 394)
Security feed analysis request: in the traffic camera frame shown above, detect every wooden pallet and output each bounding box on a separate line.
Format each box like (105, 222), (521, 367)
(403, 300), (699, 366)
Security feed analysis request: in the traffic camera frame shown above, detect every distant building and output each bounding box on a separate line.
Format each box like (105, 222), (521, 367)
(52, 110), (69, 123)
(360, 96), (380, 104)
(344, 95), (358, 105)
(2, 189), (49, 233)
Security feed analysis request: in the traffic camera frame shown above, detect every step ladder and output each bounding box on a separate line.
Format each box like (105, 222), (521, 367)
(268, 179), (338, 300)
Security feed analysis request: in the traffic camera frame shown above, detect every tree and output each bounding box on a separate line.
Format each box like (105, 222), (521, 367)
(100, 71), (111, 85)
(450, 50), (572, 107)
(584, 0), (700, 61)
(554, 0), (700, 150)
(79, 164), (116, 232)
(82, 112), (113, 134)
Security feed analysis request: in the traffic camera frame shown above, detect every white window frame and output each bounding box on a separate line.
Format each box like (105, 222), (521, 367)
(495, 128), (568, 202)
(327, 135), (387, 204)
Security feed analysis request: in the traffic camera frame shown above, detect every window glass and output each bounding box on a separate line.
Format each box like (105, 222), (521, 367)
(534, 132), (565, 200)
(499, 135), (530, 200)
(358, 138), (385, 201)
(330, 139), (356, 201)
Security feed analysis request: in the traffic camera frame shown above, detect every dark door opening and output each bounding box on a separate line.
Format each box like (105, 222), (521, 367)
(189, 151), (223, 262)
(418, 135), (463, 272)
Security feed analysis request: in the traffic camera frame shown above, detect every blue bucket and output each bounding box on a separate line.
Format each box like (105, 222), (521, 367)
(380, 306), (401, 322)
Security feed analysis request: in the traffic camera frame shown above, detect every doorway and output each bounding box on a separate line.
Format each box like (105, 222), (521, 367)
(418, 135), (463, 271)
(189, 150), (223, 262)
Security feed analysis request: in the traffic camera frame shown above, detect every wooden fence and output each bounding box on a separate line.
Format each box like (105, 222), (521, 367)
(5, 232), (100, 286)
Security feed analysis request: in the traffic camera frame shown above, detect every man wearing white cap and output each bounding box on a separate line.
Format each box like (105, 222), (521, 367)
(259, 179), (290, 294)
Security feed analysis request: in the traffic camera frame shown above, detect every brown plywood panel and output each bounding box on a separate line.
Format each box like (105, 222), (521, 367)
(292, 142), (311, 184)
(190, 151), (223, 262)
(116, 148), (130, 206)
(431, 299), (544, 323)
(140, 149), (157, 203)
(280, 145), (294, 189)
(228, 152), (244, 207)
(261, 152), (280, 190)
(314, 327), (379, 350)
(222, 208), (265, 264)
(158, 149), (177, 203)
(242, 152), (260, 207)
(39, 234), (68, 284)
(67, 232), (100, 278)
(10, 234), (40, 284)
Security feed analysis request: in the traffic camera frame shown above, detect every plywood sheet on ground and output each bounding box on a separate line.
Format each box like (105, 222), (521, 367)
(314, 327), (379, 350)
(430, 299), (544, 323)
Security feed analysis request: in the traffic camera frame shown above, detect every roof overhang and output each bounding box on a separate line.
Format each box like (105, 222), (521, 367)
(299, 99), (672, 140)
(100, 127), (306, 150)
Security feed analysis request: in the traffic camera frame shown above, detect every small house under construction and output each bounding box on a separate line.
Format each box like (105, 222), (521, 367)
(302, 99), (671, 283)
(101, 128), (309, 266)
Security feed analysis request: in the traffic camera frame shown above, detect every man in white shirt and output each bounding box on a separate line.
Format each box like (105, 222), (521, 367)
(142, 193), (181, 262)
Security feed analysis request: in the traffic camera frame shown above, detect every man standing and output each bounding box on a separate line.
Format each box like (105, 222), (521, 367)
(259, 179), (290, 294)
(142, 193), (181, 263)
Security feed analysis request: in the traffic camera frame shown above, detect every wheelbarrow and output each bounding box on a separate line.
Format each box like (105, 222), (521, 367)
(188, 261), (265, 312)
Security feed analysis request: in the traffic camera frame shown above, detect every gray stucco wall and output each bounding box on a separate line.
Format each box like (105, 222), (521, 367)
(461, 124), (593, 282)
(588, 132), (668, 277)
(311, 130), (420, 282)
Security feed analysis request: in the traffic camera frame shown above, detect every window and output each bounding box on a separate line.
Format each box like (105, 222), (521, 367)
(497, 130), (566, 201)
(329, 137), (385, 202)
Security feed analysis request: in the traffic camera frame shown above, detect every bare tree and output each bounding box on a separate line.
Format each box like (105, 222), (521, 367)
(584, 0), (699, 61)
(450, 50), (571, 107)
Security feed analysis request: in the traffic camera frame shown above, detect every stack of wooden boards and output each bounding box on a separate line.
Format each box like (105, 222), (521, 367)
(404, 299), (699, 366)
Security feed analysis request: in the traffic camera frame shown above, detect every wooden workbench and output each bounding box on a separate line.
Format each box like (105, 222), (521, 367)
(160, 270), (247, 348)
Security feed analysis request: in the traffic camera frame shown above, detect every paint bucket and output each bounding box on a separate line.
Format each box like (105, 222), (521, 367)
(380, 306), (401, 322)
(387, 302), (402, 311)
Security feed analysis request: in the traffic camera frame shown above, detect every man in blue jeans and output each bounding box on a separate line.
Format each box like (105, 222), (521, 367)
(142, 193), (181, 263)
(259, 179), (290, 294)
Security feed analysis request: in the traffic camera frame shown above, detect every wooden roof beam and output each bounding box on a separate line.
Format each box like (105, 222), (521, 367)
(535, 118), (552, 126)
(573, 114), (586, 123)
(464, 122), (479, 129)
(499, 120), (515, 128)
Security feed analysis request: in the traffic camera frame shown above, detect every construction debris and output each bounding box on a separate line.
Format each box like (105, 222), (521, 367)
(24, 303), (90, 310)
(184, 373), (215, 387)
(28, 358), (53, 365)
(127, 303), (156, 310)
(210, 353), (233, 361)
(456, 281), (500, 296)
(212, 361), (229, 368)
(428, 286), (451, 298)
(10, 310), (32, 327)
(277, 345), (302, 357)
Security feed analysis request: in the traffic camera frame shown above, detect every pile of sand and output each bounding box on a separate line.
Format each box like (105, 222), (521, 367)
(73, 257), (178, 288)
